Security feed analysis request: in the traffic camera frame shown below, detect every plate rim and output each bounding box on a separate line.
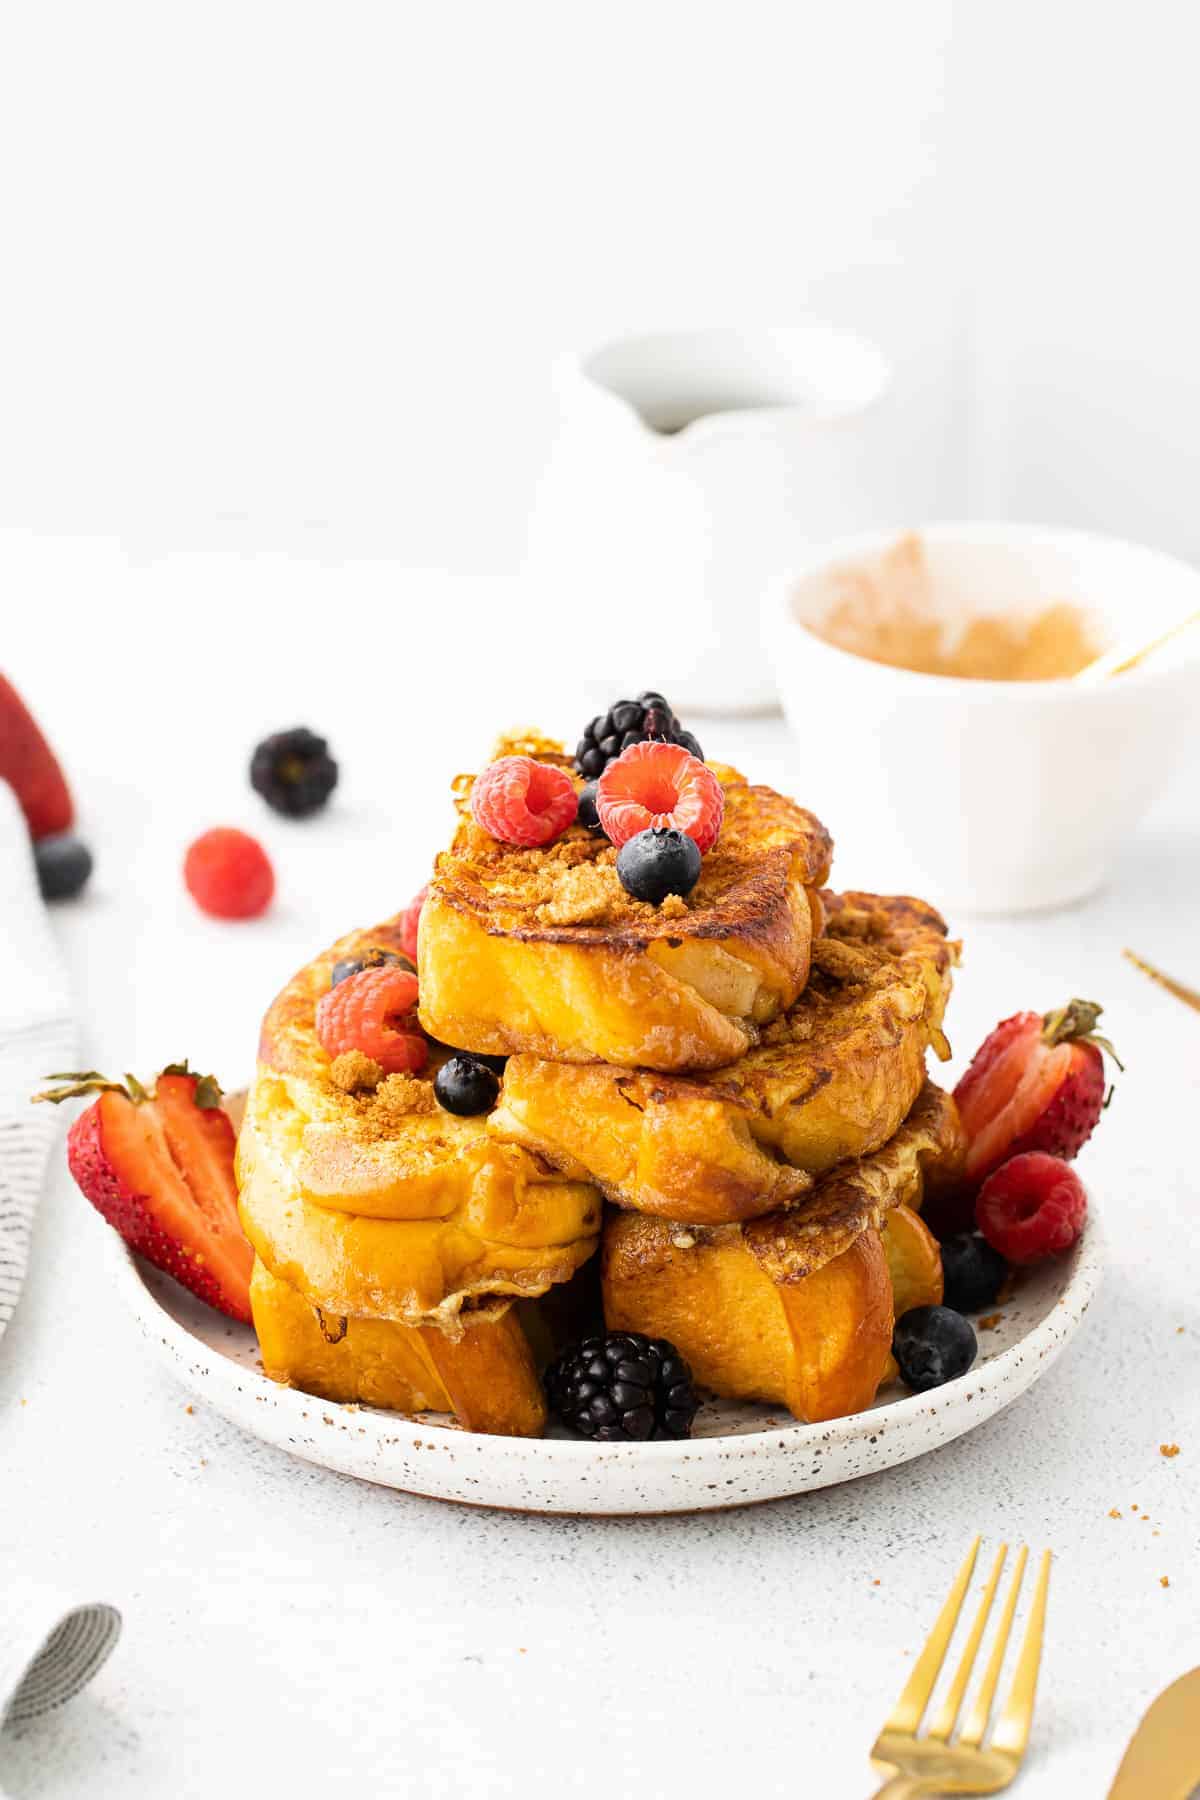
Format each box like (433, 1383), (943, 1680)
(111, 1213), (1103, 1469)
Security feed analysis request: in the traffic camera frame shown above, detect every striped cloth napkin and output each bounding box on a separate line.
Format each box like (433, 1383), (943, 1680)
(0, 779), (121, 1775)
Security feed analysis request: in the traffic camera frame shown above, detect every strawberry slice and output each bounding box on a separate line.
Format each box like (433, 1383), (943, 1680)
(0, 672), (73, 840)
(954, 999), (1121, 1188)
(36, 1065), (253, 1321)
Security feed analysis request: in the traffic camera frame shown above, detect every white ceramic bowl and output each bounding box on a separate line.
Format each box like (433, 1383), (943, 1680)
(766, 524), (1200, 913)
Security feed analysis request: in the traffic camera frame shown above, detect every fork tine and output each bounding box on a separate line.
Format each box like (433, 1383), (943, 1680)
(883, 1536), (980, 1734)
(926, 1542), (1008, 1741)
(989, 1550), (1051, 1758)
(956, 1545), (1028, 1748)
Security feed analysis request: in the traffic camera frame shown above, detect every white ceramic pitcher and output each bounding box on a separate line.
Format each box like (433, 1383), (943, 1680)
(528, 324), (891, 712)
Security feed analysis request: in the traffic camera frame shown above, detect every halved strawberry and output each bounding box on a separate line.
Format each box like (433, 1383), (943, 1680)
(0, 672), (73, 840)
(954, 999), (1121, 1188)
(35, 1064), (253, 1322)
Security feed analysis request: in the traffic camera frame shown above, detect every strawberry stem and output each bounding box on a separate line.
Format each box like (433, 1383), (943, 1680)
(33, 1062), (226, 1109)
(1041, 998), (1124, 1070)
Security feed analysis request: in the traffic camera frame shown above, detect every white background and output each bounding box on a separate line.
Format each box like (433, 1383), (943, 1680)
(3, 2), (1199, 580)
(4, 9), (1200, 1798)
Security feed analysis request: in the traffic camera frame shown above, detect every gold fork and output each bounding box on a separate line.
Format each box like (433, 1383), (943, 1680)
(870, 1538), (1051, 1796)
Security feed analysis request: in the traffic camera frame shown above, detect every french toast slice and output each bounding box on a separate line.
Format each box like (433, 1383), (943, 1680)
(601, 1081), (965, 1423)
(237, 915), (601, 1334)
(491, 892), (958, 1225)
(249, 1259), (547, 1436)
(417, 734), (834, 1072)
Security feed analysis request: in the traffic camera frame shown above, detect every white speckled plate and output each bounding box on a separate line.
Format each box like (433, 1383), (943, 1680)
(112, 1224), (1101, 1514)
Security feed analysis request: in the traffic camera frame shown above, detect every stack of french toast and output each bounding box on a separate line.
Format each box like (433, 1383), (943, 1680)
(237, 719), (965, 1438)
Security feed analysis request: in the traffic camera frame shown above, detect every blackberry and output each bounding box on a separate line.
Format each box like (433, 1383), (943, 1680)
(574, 692), (703, 779)
(250, 727), (339, 818)
(545, 1331), (699, 1441)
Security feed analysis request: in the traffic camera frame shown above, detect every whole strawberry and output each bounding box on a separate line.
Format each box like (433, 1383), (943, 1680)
(954, 998), (1121, 1188)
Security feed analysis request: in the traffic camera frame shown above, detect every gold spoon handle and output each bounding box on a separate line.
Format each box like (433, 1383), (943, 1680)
(1123, 949), (1200, 1014)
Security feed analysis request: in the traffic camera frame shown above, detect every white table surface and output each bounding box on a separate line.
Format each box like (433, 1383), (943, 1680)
(1, 540), (1198, 1798)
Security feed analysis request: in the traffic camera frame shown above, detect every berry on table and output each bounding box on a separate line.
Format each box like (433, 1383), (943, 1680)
(250, 727), (339, 819)
(470, 756), (578, 848)
(976, 1152), (1088, 1265)
(399, 884), (429, 962)
(597, 741), (725, 853)
(954, 999), (1120, 1187)
(892, 1305), (978, 1393)
(616, 826), (702, 904)
(574, 692), (704, 778)
(434, 1053), (500, 1116)
(315, 964), (428, 1075)
(184, 828), (275, 920)
(330, 947), (411, 988)
(545, 1331), (698, 1441)
(34, 835), (93, 902)
(939, 1233), (1008, 1313)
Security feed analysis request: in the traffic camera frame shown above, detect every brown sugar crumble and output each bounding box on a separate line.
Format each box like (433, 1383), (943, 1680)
(1160, 1443), (1181, 1458)
(535, 858), (625, 926)
(1160, 1576), (1170, 1588)
(1108, 1508), (1122, 1519)
(978, 1313), (1003, 1331)
(370, 1073), (436, 1125)
(330, 1050), (384, 1094)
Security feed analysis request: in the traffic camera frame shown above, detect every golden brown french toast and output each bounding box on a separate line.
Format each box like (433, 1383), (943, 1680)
(601, 1082), (965, 1423)
(491, 892), (957, 1225)
(237, 916), (601, 1334)
(417, 735), (834, 1072)
(249, 1259), (547, 1436)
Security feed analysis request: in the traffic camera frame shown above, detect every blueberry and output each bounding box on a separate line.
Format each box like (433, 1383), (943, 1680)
(940, 1234), (1008, 1314)
(576, 780), (605, 835)
(616, 827), (701, 905)
(893, 1305), (977, 1394)
(434, 1053), (500, 1116)
(330, 947), (410, 988)
(34, 835), (93, 902)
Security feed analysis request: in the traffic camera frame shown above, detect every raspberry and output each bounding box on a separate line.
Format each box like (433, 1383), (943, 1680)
(184, 828), (275, 920)
(315, 965), (428, 1075)
(596, 741), (725, 853)
(975, 1152), (1088, 1265)
(399, 883), (428, 962)
(470, 756), (578, 848)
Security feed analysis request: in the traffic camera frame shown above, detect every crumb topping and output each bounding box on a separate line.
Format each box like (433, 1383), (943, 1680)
(371, 1073), (437, 1124)
(536, 859), (626, 926)
(1160, 1442), (1181, 1458)
(330, 1050), (383, 1093)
